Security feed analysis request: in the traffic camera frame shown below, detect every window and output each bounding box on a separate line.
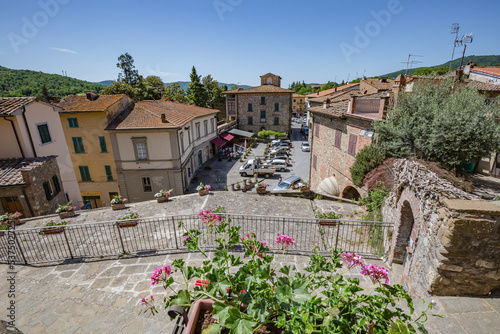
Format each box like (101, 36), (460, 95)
(99, 136), (107, 153)
(261, 96), (266, 105)
(198, 150), (203, 166)
(248, 116), (253, 125)
(314, 122), (320, 138)
(293, 99), (296, 103)
(274, 103), (279, 112)
(142, 177), (152, 192)
(274, 117), (279, 125)
(68, 118), (79, 128)
(204, 120), (208, 136)
(79, 166), (91, 182)
(248, 103), (253, 112)
(43, 175), (61, 200)
(348, 134), (358, 156)
(72, 137), (85, 153)
(260, 110), (266, 123)
(37, 123), (52, 144)
(196, 123), (200, 139)
(180, 132), (185, 153)
(210, 118), (215, 132)
(187, 129), (191, 144)
(313, 154), (317, 170)
(132, 137), (148, 161)
(105, 165), (113, 181)
(335, 129), (342, 148)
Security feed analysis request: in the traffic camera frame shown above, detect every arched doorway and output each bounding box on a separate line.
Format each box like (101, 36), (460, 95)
(342, 186), (361, 200)
(393, 200), (415, 264)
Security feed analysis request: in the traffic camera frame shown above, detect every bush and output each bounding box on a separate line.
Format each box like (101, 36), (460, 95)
(257, 130), (286, 139)
(358, 183), (390, 221)
(350, 143), (387, 187)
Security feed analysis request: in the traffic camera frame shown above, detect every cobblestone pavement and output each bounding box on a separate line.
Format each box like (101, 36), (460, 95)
(2, 193), (499, 333)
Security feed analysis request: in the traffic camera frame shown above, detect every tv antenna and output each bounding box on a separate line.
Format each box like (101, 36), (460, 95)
(447, 23), (460, 71)
(458, 33), (473, 68)
(401, 54), (423, 76)
(346, 73), (350, 83)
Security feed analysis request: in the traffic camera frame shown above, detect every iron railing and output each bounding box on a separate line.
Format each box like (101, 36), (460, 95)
(0, 214), (393, 265)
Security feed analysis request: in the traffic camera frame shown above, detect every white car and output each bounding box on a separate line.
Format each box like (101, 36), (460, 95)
(301, 142), (310, 152)
(262, 159), (287, 172)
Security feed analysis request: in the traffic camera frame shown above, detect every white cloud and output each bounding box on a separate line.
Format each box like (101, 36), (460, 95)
(146, 65), (176, 78)
(49, 47), (78, 54)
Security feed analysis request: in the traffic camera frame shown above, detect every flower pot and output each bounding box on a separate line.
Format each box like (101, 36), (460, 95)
(41, 226), (65, 235)
(58, 211), (75, 219)
(111, 203), (126, 210)
(156, 196), (169, 203)
(198, 189), (209, 196)
(184, 299), (215, 334)
(300, 187), (310, 192)
(117, 220), (138, 228)
(256, 187), (267, 194)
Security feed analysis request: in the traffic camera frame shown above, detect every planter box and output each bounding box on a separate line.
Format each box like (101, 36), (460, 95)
(58, 211), (75, 219)
(111, 203), (126, 210)
(256, 187), (267, 194)
(156, 196), (169, 203)
(41, 226), (65, 235)
(300, 187), (310, 192)
(117, 220), (138, 228)
(318, 219), (341, 227)
(198, 189), (209, 196)
(185, 299), (215, 334)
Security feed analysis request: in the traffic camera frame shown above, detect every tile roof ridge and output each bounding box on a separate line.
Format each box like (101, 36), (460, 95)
(135, 102), (183, 127)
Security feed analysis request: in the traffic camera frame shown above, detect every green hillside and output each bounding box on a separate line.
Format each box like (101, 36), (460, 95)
(382, 55), (500, 79)
(0, 66), (105, 99)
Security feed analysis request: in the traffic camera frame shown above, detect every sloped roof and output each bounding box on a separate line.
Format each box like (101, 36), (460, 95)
(57, 94), (128, 112)
(362, 78), (393, 90)
(293, 93), (306, 98)
(306, 83), (359, 98)
(0, 157), (56, 187)
(467, 80), (500, 92)
(0, 97), (38, 116)
(471, 67), (500, 77)
(224, 85), (293, 94)
(260, 73), (282, 79)
(107, 100), (219, 130)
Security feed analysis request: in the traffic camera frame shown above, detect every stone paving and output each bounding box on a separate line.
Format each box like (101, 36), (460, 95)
(1, 193), (499, 333)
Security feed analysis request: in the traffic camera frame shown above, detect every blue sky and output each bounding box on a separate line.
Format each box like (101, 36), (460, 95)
(1, 0), (499, 87)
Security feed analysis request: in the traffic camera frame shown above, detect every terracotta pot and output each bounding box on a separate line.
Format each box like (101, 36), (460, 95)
(256, 187), (267, 194)
(58, 211), (75, 219)
(184, 299), (215, 334)
(198, 189), (209, 196)
(111, 203), (126, 210)
(117, 220), (138, 228)
(300, 187), (310, 192)
(318, 219), (340, 226)
(41, 226), (65, 235)
(156, 196), (169, 203)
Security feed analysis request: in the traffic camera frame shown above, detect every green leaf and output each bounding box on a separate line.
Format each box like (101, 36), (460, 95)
(229, 318), (256, 334)
(202, 323), (221, 334)
(169, 290), (191, 307)
(291, 281), (311, 304)
(279, 265), (291, 276)
(212, 302), (240, 328)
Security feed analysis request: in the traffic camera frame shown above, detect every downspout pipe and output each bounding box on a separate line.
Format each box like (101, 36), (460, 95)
(3, 117), (25, 158)
(176, 128), (185, 193)
(21, 104), (37, 157)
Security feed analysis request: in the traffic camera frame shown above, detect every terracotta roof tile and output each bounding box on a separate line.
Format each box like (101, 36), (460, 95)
(0, 157), (56, 187)
(0, 97), (38, 116)
(467, 80), (500, 92)
(471, 67), (500, 77)
(293, 93), (306, 98)
(107, 100), (219, 130)
(309, 100), (349, 117)
(362, 78), (393, 90)
(57, 94), (128, 112)
(306, 83), (360, 98)
(224, 85), (293, 94)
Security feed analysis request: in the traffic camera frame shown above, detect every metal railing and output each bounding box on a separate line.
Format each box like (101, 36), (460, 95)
(0, 214), (393, 265)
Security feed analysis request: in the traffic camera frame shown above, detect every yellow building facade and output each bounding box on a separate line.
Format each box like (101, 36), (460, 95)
(292, 93), (306, 117)
(58, 94), (133, 208)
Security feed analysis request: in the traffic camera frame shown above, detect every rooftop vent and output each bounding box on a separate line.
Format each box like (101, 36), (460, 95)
(85, 92), (99, 101)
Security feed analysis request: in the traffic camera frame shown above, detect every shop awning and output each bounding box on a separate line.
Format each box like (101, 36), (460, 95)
(227, 128), (255, 138)
(220, 132), (235, 141)
(210, 137), (227, 148)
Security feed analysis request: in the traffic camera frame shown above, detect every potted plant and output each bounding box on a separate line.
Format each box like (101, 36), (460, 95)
(41, 220), (69, 235)
(255, 181), (268, 194)
(0, 222), (12, 237)
(298, 181), (311, 192)
(116, 210), (141, 228)
(154, 189), (173, 203)
(111, 195), (127, 210)
(196, 183), (211, 196)
(56, 202), (77, 219)
(2, 212), (23, 225)
(316, 209), (343, 226)
(140, 208), (436, 333)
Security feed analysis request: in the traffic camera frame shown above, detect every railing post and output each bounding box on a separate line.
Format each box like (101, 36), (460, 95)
(334, 225), (340, 253)
(116, 223), (126, 254)
(62, 228), (74, 259)
(13, 231), (28, 265)
(282, 218), (285, 236)
(171, 217), (179, 249)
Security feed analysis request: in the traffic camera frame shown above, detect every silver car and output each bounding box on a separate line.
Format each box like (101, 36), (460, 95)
(301, 142), (310, 152)
(273, 176), (303, 191)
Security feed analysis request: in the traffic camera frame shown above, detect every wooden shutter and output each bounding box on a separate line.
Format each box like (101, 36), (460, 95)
(52, 175), (61, 194)
(43, 181), (51, 200)
(315, 123), (319, 138)
(313, 154), (317, 170)
(335, 129), (342, 148)
(348, 134), (358, 156)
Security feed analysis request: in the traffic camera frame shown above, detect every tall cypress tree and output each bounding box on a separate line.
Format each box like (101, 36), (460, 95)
(187, 66), (208, 107)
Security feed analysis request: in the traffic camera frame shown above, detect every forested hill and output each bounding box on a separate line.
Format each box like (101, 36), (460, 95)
(0, 66), (105, 98)
(382, 55), (500, 79)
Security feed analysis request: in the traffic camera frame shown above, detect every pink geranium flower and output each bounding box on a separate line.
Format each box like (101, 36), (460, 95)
(150, 265), (173, 286)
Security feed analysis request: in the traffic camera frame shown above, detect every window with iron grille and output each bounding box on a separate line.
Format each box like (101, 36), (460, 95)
(142, 177), (152, 192)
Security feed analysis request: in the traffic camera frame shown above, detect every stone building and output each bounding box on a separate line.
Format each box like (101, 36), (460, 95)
(0, 156), (66, 218)
(309, 92), (390, 199)
(292, 94), (306, 117)
(106, 100), (219, 202)
(223, 73), (293, 135)
(307, 83), (360, 108)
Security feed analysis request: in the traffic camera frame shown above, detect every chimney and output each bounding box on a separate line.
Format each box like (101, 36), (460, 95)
(334, 86), (337, 92)
(161, 113), (166, 123)
(379, 77), (388, 83)
(85, 91), (99, 101)
(348, 96), (356, 114)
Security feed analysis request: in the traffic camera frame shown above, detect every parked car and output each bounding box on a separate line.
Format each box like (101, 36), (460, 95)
(271, 138), (291, 146)
(271, 143), (290, 150)
(273, 176), (303, 191)
(270, 147), (290, 155)
(301, 142), (310, 152)
(262, 159), (287, 172)
(267, 154), (289, 165)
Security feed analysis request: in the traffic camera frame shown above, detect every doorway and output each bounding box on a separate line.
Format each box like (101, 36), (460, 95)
(83, 196), (102, 209)
(1, 196), (23, 215)
(492, 153), (500, 178)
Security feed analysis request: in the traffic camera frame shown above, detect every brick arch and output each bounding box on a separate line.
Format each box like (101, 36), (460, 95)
(341, 184), (361, 200)
(388, 187), (424, 265)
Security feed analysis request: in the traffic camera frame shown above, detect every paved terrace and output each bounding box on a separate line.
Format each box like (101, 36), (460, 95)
(1, 193), (499, 333)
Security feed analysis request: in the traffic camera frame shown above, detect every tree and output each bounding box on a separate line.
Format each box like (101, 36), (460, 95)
(374, 78), (500, 172)
(187, 66), (208, 107)
(116, 53), (139, 86)
(39, 83), (51, 102)
(163, 82), (188, 103)
(202, 75), (225, 109)
(350, 143), (387, 187)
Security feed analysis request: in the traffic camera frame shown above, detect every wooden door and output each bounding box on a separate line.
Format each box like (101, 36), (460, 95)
(1, 196), (23, 215)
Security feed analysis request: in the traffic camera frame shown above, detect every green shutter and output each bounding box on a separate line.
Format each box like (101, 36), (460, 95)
(52, 175), (61, 194)
(68, 118), (79, 128)
(105, 165), (113, 181)
(38, 124), (52, 144)
(73, 137), (84, 153)
(79, 166), (91, 181)
(99, 136), (107, 153)
(43, 181), (51, 199)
